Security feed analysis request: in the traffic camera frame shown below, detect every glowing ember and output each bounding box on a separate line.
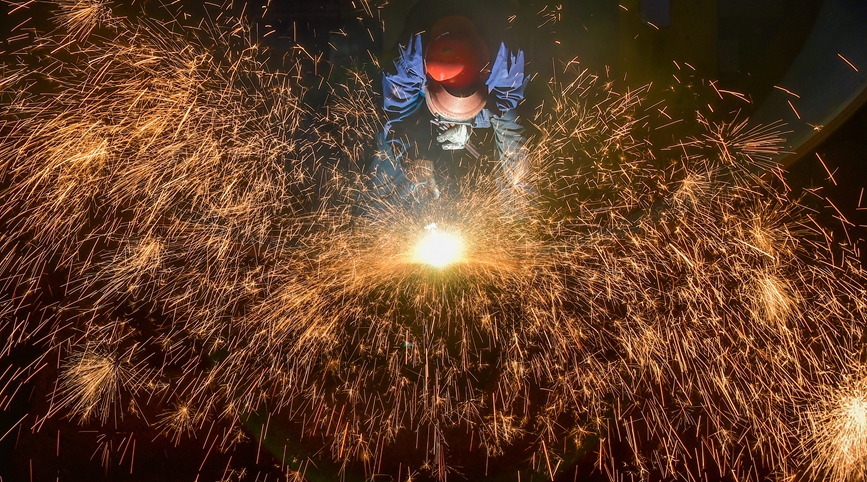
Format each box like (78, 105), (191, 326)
(413, 223), (464, 268)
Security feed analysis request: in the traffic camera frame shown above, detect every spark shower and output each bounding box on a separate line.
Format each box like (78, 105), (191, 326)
(1, 1), (866, 481)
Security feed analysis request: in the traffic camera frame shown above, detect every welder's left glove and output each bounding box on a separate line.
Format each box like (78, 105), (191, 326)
(436, 124), (471, 150)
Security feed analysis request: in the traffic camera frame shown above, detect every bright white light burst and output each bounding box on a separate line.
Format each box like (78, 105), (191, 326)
(413, 223), (464, 268)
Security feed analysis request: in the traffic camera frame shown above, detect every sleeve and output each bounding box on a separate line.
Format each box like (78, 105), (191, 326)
(485, 43), (528, 113)
(491, 109), (536, 202)
(367, 132), (407, 199)
(382, 34), (427, 132)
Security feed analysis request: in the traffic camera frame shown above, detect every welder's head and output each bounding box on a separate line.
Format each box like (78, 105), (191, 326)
(424, 16), (490, 123)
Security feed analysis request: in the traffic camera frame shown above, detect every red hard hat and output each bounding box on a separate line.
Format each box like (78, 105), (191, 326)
(424, 16), (490, 122)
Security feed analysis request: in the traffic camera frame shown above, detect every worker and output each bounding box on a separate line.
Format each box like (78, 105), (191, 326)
(362, 13), (534, 213)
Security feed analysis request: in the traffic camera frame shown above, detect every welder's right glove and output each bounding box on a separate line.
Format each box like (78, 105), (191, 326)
(364, 132), (438, 214)
(405, 158), (440, 203)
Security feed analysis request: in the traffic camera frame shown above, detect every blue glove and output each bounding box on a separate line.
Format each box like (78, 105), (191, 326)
(382, 34), (426, 132)
(486, 43), (528, 113)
